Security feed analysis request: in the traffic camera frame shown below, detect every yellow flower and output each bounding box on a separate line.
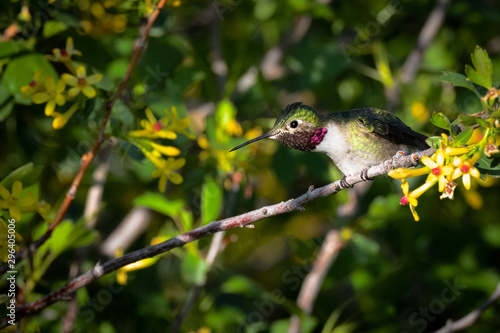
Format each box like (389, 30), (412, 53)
(411, 102), (429, 122)
(144, 151), (186, 192)
(47, 37), (82, 63)
(440, 180), (457, 200)
(226, 119), (243, 136)
(388, 166), (429, 179)
(51, 104), (79, 129)
(0, 181), (35, 221)
(439, 133), (469, 156)
(197, 135), (210, 149)
(115, 238), (164, 285)
(482, 88), (499, 105)
(18, 4), (31, 22)
(150, 142), (181, 157)
(399, 178), (437, 222)
(32, 76), (66, 116)
(20, 70), (44, 98)
(451, 156), (480, 190)
(484, 142), (499, 157)
(399, 179), (419, 221)
(129, 109), (177, 139)
(62, 65), (102, 98)
(421, 150), (453, 192)
(167, 106), (193, 139)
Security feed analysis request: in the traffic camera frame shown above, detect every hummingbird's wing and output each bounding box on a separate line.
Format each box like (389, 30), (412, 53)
(358, 108), (429, 150)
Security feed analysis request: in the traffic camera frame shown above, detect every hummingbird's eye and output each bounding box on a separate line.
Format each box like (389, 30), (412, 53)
(290, 120), (298, 129)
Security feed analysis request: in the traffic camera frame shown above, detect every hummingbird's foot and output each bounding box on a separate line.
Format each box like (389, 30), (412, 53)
(360, 168), (374, 182)
(340, 176), (353, 188)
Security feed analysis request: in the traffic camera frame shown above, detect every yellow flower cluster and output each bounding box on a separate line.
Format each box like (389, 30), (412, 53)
(78, 0), (127, 36)
(129, 107), (191, 192)
(0, 181), (34, 222)
(0, 181), (52, 224)
(20, 37), (102, 129)
(389, 134), (482, 221)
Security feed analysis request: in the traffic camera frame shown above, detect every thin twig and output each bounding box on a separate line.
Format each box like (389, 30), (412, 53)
(62, 150), (111, 332)
(434, 281), (500, 333)
(0, 0), (169, 277)
(400, 0), (450, 84)
(2, 148), (434, 327)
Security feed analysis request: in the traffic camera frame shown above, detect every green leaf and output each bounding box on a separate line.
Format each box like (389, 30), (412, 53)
(455, 128), (473, 145)
(425, 136), (444, 149)
(42, 20), (67, 38)
(0, 84), (14, 121)
(49, 220), (73, 255)
(221, 275), (261, 297)
(1, 162), (43, 189)
(464, 46), (492, 89)
(482, 224), (500, 247)
(490, 108), (500, 119)
(441, 71), (475, 92)
(0, 40), (31, 59)
(476, 117), (489, 128)
(71, 221), (99, 249)
(430, 112), (451, 131)
(134, 192), (184, 217)
(181, 251), (208, 285)
(201, 178), (223, 225)
(458, 114), (480, 126)
(352, 233), (380, 256)
(180, 209), (193, 231)
(476, 154), (500, 178)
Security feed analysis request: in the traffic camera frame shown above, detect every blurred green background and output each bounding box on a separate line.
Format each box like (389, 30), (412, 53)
(1, 0), (500, 332)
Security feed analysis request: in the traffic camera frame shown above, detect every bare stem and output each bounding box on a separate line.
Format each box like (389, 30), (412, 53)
(433, 282), (500, 333)
(2, 148), (434, 328)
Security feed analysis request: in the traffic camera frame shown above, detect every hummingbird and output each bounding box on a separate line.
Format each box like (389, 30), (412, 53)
(230, 102), (428, 185)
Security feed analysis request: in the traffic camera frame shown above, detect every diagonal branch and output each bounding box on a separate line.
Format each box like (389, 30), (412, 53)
(433, 281), (500, 333)
(1, 148), (434, 328)
(0, 0), (170, 277)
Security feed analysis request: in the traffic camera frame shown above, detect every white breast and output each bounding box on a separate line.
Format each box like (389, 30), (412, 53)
(314, 122), (372, 176)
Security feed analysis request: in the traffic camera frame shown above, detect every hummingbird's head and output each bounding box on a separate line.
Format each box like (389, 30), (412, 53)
(230, 102), (328, 152)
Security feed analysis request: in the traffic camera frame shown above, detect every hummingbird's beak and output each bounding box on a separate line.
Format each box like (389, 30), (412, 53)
(229, 131), (277, 152)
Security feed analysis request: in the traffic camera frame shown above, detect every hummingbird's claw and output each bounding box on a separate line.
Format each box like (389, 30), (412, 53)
(340, 176), (353, 189)
(360, 169), (374, 182)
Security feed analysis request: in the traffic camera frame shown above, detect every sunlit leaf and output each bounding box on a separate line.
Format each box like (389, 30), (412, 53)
(464, 46), (492, 89)
(201, 178), (223, 225)
(181, 251), (208, 285)
(455, 128), (474, 145)
(1, 162), (43, 189)
(476, 154), (500, 178)
(430, 112), (451, 131)
(134, 192), (184, 217)
(441, 71), (475, 92)
(426, 136), (445, 149)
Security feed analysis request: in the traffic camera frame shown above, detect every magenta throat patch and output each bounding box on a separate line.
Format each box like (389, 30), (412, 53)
(310, 128), (328, 146)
